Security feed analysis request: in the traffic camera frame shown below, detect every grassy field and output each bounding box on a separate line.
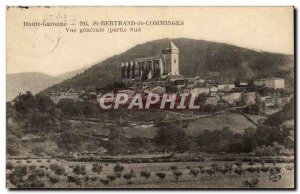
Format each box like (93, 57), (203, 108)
(186, 112), (257, 136)
(7, 158), (294, 189)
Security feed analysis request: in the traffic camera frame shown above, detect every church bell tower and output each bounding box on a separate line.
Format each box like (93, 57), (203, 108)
(162, 41), (179, 75)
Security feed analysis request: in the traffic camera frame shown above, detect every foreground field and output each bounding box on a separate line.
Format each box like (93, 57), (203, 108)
(6, 159), (294, 189)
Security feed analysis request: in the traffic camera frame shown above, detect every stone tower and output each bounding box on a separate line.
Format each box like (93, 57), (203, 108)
(162, 41), (179, 75)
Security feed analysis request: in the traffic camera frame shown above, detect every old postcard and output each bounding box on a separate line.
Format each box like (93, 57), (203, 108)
(6, 6), (295, 189)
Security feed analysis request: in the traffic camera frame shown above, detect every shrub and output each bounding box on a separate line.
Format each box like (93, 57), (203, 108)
(99, 178), (109, 185)
(235, 162), (242, 167)
(123, 173), (134, 180)
(32, 169), (45, 177)
(107, 175), (117, 181)
(170, 165), (178, 171)
(73, 165), (86, 175)
(14, 165), (27, 177)
(127, 180), (134, 185)
(6, 162), (14, 170)
(140, 171), (151, 179)
(286, 166), (293, 171)
(190, 169), (200, 177)
(156, 172), (166, 180)
(91, 177), (97, 182)
(26, 160), (32, 164)
(49, 175), (60, 184)
(244, 178), (259, 188)
(248, 161), (255, 167)
(115, 172), (122, 178)
(219, 168), (229, 175)
(50, 163), (65, 175)
(68, 175), (82, 187)
(91, 163), (103, 174)
(114, 163), (124, 172)
(234, 168), (244, 175)
(261, 167), (269, 174)
(186, 166), (191, 169)
(205, 169), (215, 176)
(246, 167), (257, 174)
(173, 170), (183, 180)
(37, 159), (42, 163)
(29, 165), (36, 171)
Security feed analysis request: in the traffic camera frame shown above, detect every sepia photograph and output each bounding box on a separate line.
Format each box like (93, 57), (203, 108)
(6, 6), (295, 189)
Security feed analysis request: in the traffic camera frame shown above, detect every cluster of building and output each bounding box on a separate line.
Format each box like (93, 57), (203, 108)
(49, 41), (290, 110)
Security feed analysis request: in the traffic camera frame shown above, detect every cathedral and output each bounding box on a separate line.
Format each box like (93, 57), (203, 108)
(121, 41), (180, 85)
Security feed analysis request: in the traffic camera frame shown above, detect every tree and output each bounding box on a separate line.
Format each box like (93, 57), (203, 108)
(57, 98), (79, 116)
(154, 124), (191, 153)
(107, 128), (128, 156)
(242, 127), (256, 152)
(14, 91), (36, 114)
(140, 171), (151, 179)
(73, 165), (86, 175)
(91, 163), (103, 175)
(35, 94), (55, 114)
(56, 131), (81, 153)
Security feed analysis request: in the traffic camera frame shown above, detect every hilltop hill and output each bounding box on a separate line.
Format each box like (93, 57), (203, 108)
(42, 38), (294, 93)
(7, 67), (87, 101)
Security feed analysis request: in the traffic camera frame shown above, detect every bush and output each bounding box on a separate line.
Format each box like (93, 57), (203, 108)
(91, 177), (97, 181)
(205, 169), (215, 176)
(170, 165), (177, 171)
(73, 165), (86, 175)
(114, 163), (124, 172)
(31, 147), (44, 156)
(156, 172), (166, 180)
(115, 172), (122, 178)
(244, 178), (259, 188)
(91, 163), (103, 174)
(14, 166), (27, 177)
(140, 171), (151, 179)
(234, 168), (244, 175)
(107, 175), (116, 181)
(254, 142), (285, 156)
(6, 162), (14, 170)
(99, 178), (109, 185)
(50, 163), (65, 175)
(32, 169), (45, 177)
(173, 171), (183, 180)
(49, 175), (60, 184)
(190, 169), (200, 177)
(123, 173), (134, 180)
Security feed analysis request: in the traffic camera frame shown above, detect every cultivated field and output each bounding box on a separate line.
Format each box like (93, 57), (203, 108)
(6, 158), (294, 189)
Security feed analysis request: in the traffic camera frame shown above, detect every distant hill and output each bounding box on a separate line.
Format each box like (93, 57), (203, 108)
(7, 67), (88, 101)
(41, 38), (294, 93)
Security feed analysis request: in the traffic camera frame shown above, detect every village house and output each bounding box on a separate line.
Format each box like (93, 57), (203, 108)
(217, 82), (235, 91)
(205, 95), (220, 105)
(254, 78), (285, 89)
(190, 87), (210, 96)
(242, 92), (256, 106)
(222, 92), (242, 105)
(50, 92), (79, 104)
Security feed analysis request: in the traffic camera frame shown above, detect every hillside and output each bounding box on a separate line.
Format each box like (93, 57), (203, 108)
(42, 38), (294, 93)
(7, 67), (87, 101)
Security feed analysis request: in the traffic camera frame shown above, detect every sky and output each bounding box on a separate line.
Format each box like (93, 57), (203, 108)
(7, 6), (294, 76)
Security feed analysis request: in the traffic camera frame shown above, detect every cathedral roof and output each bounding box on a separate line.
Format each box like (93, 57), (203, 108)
(170, 41), (178, 50)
